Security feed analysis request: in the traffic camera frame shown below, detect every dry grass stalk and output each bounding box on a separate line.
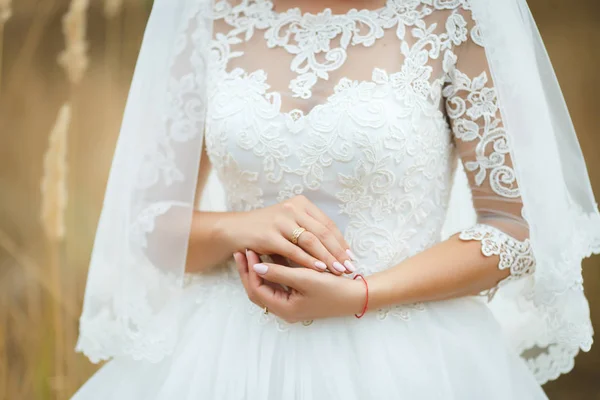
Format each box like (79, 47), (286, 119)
(57, 1), (91, 394)
(3, 0), (57, 101)
(40, 103), (72, 397)
(0, 275), (7, 400)
(0, 0), (11, 99)
(41, 104), (71, 241)
(58, 0), (90, 84)
(59, 3), (91, 388)
(49, 242), (66, 398)
(0, 229), (77, 317)
(104, 0), (123, 19)
(0, 0), (11, 24)
(0, 227), (80, 400)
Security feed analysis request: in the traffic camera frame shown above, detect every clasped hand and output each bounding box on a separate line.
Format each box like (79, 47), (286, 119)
(224, 195), (366, 322)
(234, 249), (365, 323)
(220, 195), (357, 275)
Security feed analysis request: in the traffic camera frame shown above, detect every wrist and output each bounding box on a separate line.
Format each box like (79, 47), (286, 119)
(346, 276), (368, 317)
(213, 212), (243, 252)
(365, 270), (410, 310)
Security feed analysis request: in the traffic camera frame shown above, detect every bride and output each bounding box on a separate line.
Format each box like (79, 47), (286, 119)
(72, 0), (600, 398)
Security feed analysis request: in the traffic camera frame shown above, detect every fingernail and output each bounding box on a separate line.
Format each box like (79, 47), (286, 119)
(346, 249), (358, 261)
(344, 260), (356, 273)
(332, 262), (346, 272)
(245, 249), (250, 257)
(253, 263), (268, 275)
(314, 261), (327, 270)
(233, 252), (240, 261)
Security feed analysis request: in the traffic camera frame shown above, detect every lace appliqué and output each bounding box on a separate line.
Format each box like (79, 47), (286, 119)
(215, 1), (471, 100)
(266, 8), (385, 98)
(221, 154), (265, 211)
(459, 224), (535, 300)
(443, 67), (519, 199)
(377, 302), (426, 321)
(130, 202), (173, 248)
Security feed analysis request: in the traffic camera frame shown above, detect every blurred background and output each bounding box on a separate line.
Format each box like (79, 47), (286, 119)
(0, 0), (598, 399)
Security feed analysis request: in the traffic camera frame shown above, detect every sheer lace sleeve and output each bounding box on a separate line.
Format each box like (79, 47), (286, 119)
(442, 8), (535, 299)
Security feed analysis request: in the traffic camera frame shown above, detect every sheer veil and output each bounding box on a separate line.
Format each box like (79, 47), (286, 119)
(75, 0), (214, 363)
(76, 0), (600, 383)
(444, 0), (600, 382)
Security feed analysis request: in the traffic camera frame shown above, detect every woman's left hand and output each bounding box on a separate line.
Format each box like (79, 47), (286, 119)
(234, 250), (366, 323)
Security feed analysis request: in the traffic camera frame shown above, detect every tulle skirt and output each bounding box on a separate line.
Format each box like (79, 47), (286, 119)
(72, 267), (548, 400)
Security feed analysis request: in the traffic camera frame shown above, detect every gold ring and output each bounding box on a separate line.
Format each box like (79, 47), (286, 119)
(290, 227), (306, 245)
(263, 306), (269, 315)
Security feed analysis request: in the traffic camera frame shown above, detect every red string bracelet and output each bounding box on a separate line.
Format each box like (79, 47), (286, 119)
(353, 274), (369, 319)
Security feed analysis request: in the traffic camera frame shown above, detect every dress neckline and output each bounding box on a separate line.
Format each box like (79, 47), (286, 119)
(270, 2), (388, 18)
(243, 0), (392, 20)
(214, 0), (423, 100)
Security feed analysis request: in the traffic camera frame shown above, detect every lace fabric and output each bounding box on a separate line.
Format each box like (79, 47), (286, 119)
(459, 224), (535, 300)
(207, 0), (531, 288)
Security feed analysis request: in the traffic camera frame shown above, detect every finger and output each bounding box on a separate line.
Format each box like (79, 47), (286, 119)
(296, 230), (346, 275)
(248, 251), (307, 321)
(245, 249), (265, 288)
(247, 251), (288, 288)
(246, 250), (291, 313)
(234, 251), (248, 280)
(279, 218), (342, 273)
(246, 249), (261, 265)
(233, 252), (248, 284)
(273, 236), (329, 273)
(263, 254), (295, 291)
(234, 251), (257, 304)
(270, 254), (290, 266)
(251, 280), (290, 319)
(295, 213), (354, 273)
(303, 201), (355, 260)
(244, 249), (275, 308)
(251, 261), (308, 291)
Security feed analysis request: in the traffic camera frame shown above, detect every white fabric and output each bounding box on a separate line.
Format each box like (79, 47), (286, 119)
(74, 269), (547, 399)
(75, 0), (600, 395)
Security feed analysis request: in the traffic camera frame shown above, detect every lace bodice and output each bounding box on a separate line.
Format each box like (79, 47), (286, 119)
(204, 0), (534, 284)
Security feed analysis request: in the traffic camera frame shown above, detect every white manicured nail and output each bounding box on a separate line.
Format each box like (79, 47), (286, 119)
(344, 260), (356, 273)
(346, 249), (358, 261)
(332, 262), (346, 272)
(315, 261), (327, 270)
(253, 263), (268, 275)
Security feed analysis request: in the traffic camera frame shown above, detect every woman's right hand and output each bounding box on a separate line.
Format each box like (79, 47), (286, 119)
(218, 195), (357, 275)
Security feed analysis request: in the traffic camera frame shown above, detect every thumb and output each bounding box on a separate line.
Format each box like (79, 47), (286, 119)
(252, 262), (306, 289)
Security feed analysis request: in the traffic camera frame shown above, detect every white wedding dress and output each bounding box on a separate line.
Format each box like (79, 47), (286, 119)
(73, 1), (551, 398)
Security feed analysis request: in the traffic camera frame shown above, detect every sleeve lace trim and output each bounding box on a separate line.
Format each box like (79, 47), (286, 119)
(459, 224), (536, 300)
